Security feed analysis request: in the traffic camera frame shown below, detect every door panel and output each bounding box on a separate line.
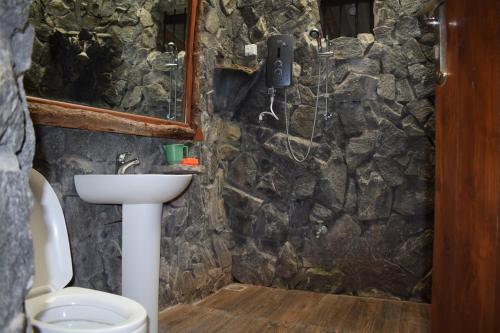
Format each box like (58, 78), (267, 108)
(432, 0), (500, 332)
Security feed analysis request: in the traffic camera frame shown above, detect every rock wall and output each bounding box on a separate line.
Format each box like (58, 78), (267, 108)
(30, 0), (235, 311)
(0, 0), (36, 331)
(32, 2), (232, 310)
(216, 0), (435, 301)
(26, 0), (185, 120)
(30, 0), (435, 316)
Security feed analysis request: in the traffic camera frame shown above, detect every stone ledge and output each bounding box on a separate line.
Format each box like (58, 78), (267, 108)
(153, 164), (206, 174)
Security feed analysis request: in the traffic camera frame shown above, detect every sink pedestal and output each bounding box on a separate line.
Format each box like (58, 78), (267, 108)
(122, 204), (162, 333)
(74, 174), (193, 333)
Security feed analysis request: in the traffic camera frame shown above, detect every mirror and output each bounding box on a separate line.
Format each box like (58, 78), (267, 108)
(25, 0), (201, 139)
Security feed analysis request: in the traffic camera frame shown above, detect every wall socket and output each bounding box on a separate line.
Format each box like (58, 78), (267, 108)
(245, 44), (258, 57)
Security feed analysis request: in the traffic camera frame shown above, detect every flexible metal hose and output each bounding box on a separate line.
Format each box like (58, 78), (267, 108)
(284, 56), (323, 163)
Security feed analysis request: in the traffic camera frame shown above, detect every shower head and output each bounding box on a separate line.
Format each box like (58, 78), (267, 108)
(309, 28), (323, 52)
(166, 42), (177, 53)
(76, 41), (90, 61)
(309, 28), (322, 40)
(77, 51), (89, 60)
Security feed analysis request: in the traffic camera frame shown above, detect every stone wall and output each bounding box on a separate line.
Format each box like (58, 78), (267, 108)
(30, 0), (235, 312)
(216, 0), (436, 301)
(0, 0), (36, 331)
(30, 0), (436, 318)
(26, 0), (185, 120)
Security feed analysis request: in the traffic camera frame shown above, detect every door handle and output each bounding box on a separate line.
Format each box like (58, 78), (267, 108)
(423, 1), (448, 85)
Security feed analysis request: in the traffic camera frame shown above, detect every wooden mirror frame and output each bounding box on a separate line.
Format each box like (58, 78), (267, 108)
(28, 0), (203, 141)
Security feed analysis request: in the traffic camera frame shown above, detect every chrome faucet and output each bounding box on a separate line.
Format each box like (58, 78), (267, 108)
(116, 152), (140, 174)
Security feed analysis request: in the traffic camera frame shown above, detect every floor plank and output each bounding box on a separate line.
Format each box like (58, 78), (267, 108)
(159, 284), (431, 333)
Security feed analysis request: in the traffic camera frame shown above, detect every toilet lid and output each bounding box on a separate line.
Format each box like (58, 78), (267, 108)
(28, 169), (73, 298)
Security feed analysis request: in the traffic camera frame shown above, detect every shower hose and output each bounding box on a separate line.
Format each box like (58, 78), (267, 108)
(283, 55), (325, 163)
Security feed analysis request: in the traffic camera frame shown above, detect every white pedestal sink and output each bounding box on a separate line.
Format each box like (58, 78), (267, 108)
(74, 174), (192, 333)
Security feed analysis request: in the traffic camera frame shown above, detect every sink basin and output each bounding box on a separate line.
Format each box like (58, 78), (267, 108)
(74, 174), (192, 204)
(74, 173), (192, 333)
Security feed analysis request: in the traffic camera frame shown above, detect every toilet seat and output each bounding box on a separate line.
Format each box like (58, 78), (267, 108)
(26, 170), (147, 333)
(26, 287), (147, 333)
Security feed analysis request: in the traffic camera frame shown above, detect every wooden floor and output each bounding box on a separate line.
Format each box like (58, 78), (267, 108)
(158, 284), (430, 333)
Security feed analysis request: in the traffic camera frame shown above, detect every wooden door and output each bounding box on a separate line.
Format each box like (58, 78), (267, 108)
(432, 0), (500, 332)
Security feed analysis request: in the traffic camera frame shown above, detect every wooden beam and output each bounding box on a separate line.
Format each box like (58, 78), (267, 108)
(215, 63), (260, 75)
(28, 97), (196, 139)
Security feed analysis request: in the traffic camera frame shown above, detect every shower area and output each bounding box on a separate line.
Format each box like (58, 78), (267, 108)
(159, 0), (435, 329)
(217, 0), (434, 301)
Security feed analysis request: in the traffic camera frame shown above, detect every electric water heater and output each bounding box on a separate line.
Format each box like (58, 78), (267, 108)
(266, 35), (294, 88)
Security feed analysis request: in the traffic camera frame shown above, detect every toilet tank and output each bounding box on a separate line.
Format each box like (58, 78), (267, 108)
(28, 169), (73, 298)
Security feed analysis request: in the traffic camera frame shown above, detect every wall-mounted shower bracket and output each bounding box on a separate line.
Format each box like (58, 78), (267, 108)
(318, 51), (334, 58)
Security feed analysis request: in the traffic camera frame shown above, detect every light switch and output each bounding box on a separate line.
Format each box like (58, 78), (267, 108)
(245, 44), (258, 57)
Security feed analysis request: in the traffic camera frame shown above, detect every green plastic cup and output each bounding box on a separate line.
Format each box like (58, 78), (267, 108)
(163, 144), (189, 165)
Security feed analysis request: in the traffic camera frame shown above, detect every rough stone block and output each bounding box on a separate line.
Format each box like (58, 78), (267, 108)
(291, 105), (315, 138)
(377, 119), (408, 157)
(228, 153), (257, 189)
(395, 16), (421, 42)
(400, 0), (424, 15)
(402, 38), (426, 64)
(218, 144), (240, 160)
(205, 7), (220, 34)
(357, 33), (375, 49)
(346, 131), (379, 170)
(325, 215), (362, 256)
(406, 99), (434, 124)
(373, 25), (394, 45)
(344, 178), (357, 214)
(396, 79), (415, 102)
(316, 158), (347, 213)
(377, 74), (396, 100)
(231, 243), (276, 286)
(402, 115), (425, 136)
(256, 169), (290, 197)
(221, 0), (237, 16)
(263, 133), (320, 160)
(293, 172), (317, 199)
(393, 230), (433, 277)
(332, 37), (365, 60)
(335, 102), (368, 137)
(393, 182), (433, 216)
(373, 154), (405, 187)
(356, 170), (393, 220)
(276, 242), (299, 280)
(255, 204), (289, 243)
(334, 73), (379, 102)
(309, 203), (333, 224)
(408, 63), (433, 83)
(348, 58), (381, 76)
(381, 46), (408, 78)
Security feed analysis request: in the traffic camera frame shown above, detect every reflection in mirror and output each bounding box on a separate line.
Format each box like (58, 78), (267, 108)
(25, 0), (189, 122)
(319, 0), (374, 38)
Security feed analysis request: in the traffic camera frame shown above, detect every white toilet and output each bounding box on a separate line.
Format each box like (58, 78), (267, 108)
(25, 169), (147, 333)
